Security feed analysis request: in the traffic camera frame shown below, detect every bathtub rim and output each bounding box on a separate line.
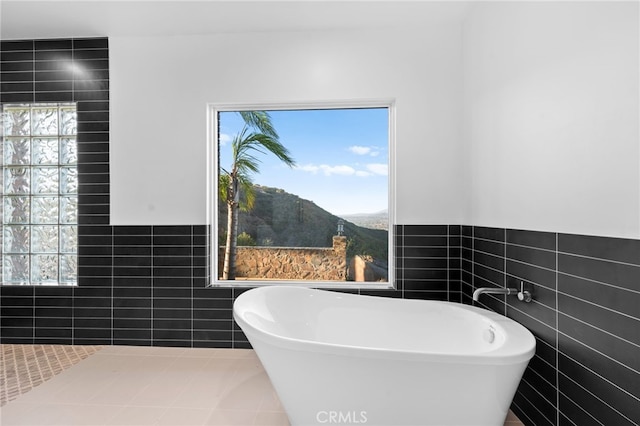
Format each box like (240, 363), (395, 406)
(234, 286), (536, 365)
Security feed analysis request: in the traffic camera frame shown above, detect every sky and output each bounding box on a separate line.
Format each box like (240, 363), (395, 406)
(218, 107), (389, 216)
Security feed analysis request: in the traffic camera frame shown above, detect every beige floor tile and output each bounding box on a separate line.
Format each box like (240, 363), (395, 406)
(179, 348), (221, 358)
(87, 377), (148, 406)
(104, 405), (168, 425)
(43, 403), (125, 426)
(215, 385), (266, 411)
(1, 345), (527, 426)
(156, 407), (213, 426)
(216, 370), (277, 411)
(128, 364), (201, 406)
(170, 365), (241, 411)
(504, 409), (525, 425)
(253, 411), (291, 426)
(38, 375), (111, 405)
(211, 348), (257, 359)
(170, 380), (224, 409)
(228, 359), (270, 387)
(258, 390), (285, 412)
(0, 402), (58, 426)
(204, 409), (257, 426)
(99, 345), (152, 355)
(145, 347), (190, 357)
(129, 381), (186, 407)
(0, 402), (123, 426)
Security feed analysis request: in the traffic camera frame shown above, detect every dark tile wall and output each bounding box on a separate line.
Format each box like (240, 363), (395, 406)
(1, 37), (111, 342)
(2, 222), (458, 347)
(462, 227), (640, 426)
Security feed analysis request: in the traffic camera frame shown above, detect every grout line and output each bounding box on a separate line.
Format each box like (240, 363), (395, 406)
(557, 270), (640, 296)
(471, 226), (475, 304)
(151, 226), (154, 346)
(111, 226), (114, 345)
(231, 288), (236, 349)
(518, 374), (557, 417)
(557, 288), (640, 322)
(558, 312), (640, 360)
(557, 248), (640, 268)
(508, 401), (530, 426)
(555, 232), (560, 426)
(558, 332), (640, 385)
(191, 226), (195, 348)
(506, 299), (555, 332)
(401, 225), (404, 299)
(503, 227), (507, 315)
(504, 255), (556, 275)
(505, 268), (555, 294)
(448, 227), (454, 299)
(506, 240), (557, 254)
(557, 372), (628, 426)
(31, 288), (36, 344)
(512, 383), (556, 426)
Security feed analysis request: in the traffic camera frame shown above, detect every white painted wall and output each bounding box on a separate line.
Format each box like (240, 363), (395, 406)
(463, 1), (640, 239)
(110, 1), (639, 239)
(110, 26), (465, 226)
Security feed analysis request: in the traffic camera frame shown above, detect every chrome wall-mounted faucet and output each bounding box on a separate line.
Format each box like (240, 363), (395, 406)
(473, 281), (533, 303)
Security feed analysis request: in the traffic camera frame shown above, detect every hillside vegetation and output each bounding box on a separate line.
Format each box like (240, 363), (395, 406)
(218, 185), (389, 262)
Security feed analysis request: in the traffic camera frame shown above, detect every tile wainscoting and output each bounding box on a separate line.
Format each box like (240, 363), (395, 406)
(2, 224), (638, 426)
(462, 226), (639, 426)
(1, 225), (454, 347)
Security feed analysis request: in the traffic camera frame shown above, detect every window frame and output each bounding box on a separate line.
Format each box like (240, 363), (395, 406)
(207, 99), (396, 289)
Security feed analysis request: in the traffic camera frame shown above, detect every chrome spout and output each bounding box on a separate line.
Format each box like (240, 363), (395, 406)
(473, 281), (533, 303)
(472, 287), (517, 302)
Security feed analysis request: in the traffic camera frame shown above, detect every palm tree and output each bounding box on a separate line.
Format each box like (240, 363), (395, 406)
(219, 111), (295, 279)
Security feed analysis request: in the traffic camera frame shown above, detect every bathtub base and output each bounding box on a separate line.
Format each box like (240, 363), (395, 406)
(250, 332), (527, 426)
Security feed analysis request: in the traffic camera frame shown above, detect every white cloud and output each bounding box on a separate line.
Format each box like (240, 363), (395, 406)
(349, 145), (385, 158)
(296, 164), (355, 176)
(297, 163), (387, 178)
(219, 133), (232, 145)
(297, 164), (320, 173)
(321, 165), (356, 176)
(296, 163), (389, 178)
(348, 145), (371, 155)
(366, 163), (388, 176)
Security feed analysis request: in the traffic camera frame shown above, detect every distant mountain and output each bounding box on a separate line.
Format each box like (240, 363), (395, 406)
(340, 210), (389, 231)
(218, 185), (388, 261)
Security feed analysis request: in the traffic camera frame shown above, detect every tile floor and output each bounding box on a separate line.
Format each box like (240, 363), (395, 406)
(1, 345), (525, 426)
(1, 345), (104, 406)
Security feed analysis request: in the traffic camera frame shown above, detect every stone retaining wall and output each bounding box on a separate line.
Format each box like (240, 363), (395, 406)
(219, 236), (347, 280)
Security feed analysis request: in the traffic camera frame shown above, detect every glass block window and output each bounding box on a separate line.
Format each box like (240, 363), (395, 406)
(1, 103), (78, 286)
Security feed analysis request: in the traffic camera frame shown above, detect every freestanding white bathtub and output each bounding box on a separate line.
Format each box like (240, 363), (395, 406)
(233, 286), (535, 426)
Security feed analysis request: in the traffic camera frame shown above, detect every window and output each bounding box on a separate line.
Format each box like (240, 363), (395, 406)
(209, 101), (394, 288)
(2, 103), (78, 286)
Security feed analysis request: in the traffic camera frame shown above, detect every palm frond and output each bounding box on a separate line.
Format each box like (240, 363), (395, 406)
(239, 132), (296, 168)
(238, 110), (278, 139)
